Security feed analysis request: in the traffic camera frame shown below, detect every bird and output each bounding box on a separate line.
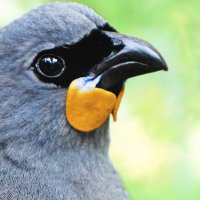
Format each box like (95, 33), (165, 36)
(0, 2), (168, 200)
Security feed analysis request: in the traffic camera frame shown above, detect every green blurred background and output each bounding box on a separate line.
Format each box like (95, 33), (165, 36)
(1, 0), (200, 199)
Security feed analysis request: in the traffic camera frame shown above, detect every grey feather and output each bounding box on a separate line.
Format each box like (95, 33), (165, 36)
(0, 2), (129, 200)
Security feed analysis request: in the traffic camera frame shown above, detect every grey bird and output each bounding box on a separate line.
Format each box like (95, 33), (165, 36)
(0, 2), (168, 200)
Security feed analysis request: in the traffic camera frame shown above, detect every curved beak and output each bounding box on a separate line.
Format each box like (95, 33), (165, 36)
(66, 30), (168, 132)
(90, 31), (168, 91)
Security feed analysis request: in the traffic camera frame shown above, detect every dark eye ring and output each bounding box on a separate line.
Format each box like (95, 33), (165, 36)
(34, 54), (66, 78)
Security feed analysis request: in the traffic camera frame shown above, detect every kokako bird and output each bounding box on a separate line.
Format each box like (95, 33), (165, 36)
(0, 2), (168, 200)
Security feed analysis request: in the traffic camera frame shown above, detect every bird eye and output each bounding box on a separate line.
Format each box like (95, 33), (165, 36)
(34, 55), (66, 78)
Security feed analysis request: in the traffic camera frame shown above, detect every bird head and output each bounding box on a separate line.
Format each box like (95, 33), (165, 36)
(0, 2), (167, 157)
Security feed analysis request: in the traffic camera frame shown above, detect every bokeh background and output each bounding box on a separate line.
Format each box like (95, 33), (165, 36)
(1, 0), (200, 199)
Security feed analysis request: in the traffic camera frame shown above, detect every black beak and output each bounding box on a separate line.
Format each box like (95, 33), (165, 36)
(91, 31), (168, 92)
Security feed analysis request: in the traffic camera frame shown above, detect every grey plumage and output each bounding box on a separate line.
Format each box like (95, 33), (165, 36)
(0, 2), (129, 200)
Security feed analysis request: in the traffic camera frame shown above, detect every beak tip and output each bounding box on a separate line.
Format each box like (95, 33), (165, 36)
(161, 64), (168, 71)
(164, 67), (168, 71)
(157, 57), (168, 71)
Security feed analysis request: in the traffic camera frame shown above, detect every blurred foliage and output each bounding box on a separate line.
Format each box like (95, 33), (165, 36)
(1, 0), (200, 199)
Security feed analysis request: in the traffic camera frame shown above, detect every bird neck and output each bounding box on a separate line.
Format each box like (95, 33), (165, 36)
(65, 120), (110, 154)
(0, 119), (111, 171)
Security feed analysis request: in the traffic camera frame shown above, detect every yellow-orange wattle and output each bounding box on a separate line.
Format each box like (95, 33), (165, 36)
(66, 80), (125, 132)
(112, 86), (125, 121)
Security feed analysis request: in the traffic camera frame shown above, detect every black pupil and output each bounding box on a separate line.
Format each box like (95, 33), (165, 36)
(38, 56), (64, 77)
